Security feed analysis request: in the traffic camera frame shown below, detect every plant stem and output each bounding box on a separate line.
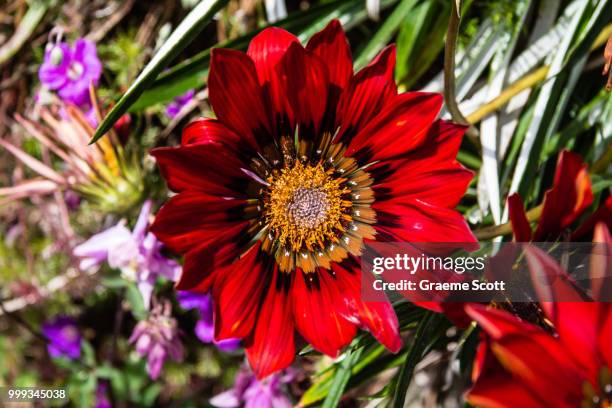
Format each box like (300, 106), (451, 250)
(592, 144), (612, 174)
(443, 0), (480, 146)
(474, 204), (543, 240)
(467, 66), (550, 124)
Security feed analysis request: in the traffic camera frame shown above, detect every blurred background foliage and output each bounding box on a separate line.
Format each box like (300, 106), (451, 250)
(0, 0), (610, 406)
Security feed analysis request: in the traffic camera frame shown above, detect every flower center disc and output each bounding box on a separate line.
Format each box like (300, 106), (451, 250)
(265, 161), (348, 252)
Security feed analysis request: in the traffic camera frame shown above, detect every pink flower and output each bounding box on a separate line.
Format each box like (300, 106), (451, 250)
(73, 200), (181, 308)
(210, 365), (295, 408)
(129, 300), (184, 380)
(39, 39), (102, 106)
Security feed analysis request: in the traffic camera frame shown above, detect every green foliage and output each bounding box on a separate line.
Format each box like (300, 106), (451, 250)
(91, 0), (230, 143)
(99, 30), (146, 87)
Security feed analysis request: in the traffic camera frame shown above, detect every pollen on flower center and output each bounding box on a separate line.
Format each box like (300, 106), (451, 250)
(265, 161), (349, 253)
(287, 187), (329, 228)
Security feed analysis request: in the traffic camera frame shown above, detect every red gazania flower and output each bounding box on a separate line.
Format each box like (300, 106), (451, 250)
(466, 224), (612, 408)
(150, 20), (476, 378)
(507, 150), (594, 242)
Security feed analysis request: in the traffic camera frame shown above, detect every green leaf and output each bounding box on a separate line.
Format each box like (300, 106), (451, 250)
(90, 0), (229, 143)
(125, 283), (147, 320)
(81, 340), (97, 367)
(395, 0), (449, 88)
(101, 276), (129, 289)
(322, 346), (364, 408)
(508, 0), (609, 202)
(353, 0), (420, 70)
(391, 312), (446, 408)
(130, 0), (400, 111)
(129, 0), (358, 111)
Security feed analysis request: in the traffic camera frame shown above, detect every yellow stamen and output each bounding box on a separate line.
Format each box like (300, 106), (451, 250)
(265, 161), (348, 252)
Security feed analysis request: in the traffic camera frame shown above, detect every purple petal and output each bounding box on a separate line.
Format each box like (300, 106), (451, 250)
(214, 338), (241, 352)
(244, 384), (274, 408)
(177, 291), (211, 311)
(58, 80), (91, 106)
(132, 200), (153, 241)
(165, 103), (181, 119)
(42, 316), (82, 360)
(74, 224), (133, 269)
(38, 43), (71, 89)
(210, 390), (242, 408)
(269, 394), (293, 408)
(147, 343), (166, 380)
(72, 39), (102, 84)
(194, 317), (214, 343)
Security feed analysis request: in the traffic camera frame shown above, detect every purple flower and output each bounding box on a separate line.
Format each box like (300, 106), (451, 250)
(39, 39), (102, 106)
(94, 381), (111, 408)
(210, 365), (295, 408)
(73, 200), (181, 308)
(129, 301), (183, 380)
(41, 316), (82, 360)
(165, 90), (195, 118)
(177, 291), (240, 352)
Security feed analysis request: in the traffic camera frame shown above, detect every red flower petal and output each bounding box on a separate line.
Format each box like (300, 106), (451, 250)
(534, 150), (593, 240)
(369, 120), (470, 207)
(150, 144), (250, 195)
(292, 269), (357, 357)
(368, 120), (467, 174)
(466, 304), (583, 404)
(374, 163), (472, 209)
(245, 269), (295, 379)
(208, 48), (272, 149)
(214, 243), (268, 340)
(335, 45), (397, 143)
(150, 190), (248, 254)
(277, 43), (330, 134)
(181, 118), (242, 146)
(469, 339), (545, 407)
(374, 201), (476, 244)
(491, 336), (583, 405)
(599, 301), (612, 368)
(247, 27), (299, 85)
(571, 196), (612, 240)
(176, 231), (248, 292)
(332, 260), (402, 352)
(468, 368), (546, 408)
(524, 247), (599, 379)
(465, 304), (543, 340)
(507, 193), (532, 242)
(306, 19), (352, 91)
(346, 92), (443, 163)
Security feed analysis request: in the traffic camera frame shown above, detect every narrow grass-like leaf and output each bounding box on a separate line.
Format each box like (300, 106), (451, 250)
(322, 346), (364, 408)
(90, 0), (229, 143)
(396, 0), (452, 88)
(129, 0), (359, 111)
(424, 19), (500, 97)
(460, 2), (578, 119)
(353, 0), (419, 70)
(542, 91), (607, 160)
(391, 312), (446, 408)
(478, 0), (531, 224)
(508, 0), (607, 200)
